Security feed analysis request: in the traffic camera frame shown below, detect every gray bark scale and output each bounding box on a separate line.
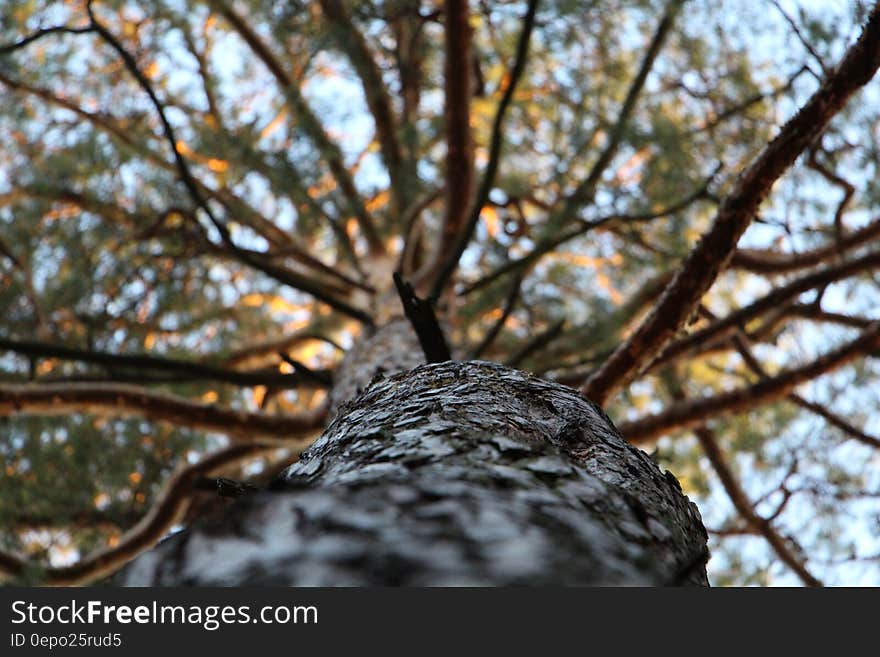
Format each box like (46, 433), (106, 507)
(121, 360), (708, 585)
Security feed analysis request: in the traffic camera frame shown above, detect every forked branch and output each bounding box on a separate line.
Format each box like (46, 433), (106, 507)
(582, 4), (880, 405)
(620, 321), (880, 444)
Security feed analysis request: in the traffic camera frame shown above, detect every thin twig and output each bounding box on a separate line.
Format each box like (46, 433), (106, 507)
(471, 272), (524, 359)
(277, 352), (334, 387)
(505, 319), (566, 368)
(0, 24), (93, 55)
(461, 164), (715, 297)
(557, 0), (683, 220)
(694, 424), (822, 586)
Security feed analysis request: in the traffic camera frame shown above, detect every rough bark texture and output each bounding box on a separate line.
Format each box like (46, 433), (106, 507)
(121, 360), (708, 586)
(328, 316), (425, 418)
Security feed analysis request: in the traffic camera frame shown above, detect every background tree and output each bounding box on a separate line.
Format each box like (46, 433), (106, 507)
(0, 0), (878, 585)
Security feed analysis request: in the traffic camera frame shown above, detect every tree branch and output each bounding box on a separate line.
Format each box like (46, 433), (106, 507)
(277, 352), (334, 387)
(0, 444), (273, 585)
(0, 72), (319, 270)
(433, 0), (475, 294)
(180, 19), (226, 132)
(0, 382), (327, 443)
(558, 0), (682, 220)
(0, 24), (93, 55)
(688, 65), (810, 135)
(505, 319), (566, 368)
(770, 0), (830, 75)
(470, 272), (524, 359)
(393, 273), (452, 363)
(724, 325), (880, 450)
(806, 145), (855, 239)
(427, 0), (539, 300)
(730, 216), (880, 274)
(81, 4), (373, 324)
(0, 336), (330, 389)
(318, 0), (406, 219)
(461, 164), (715, 297)
(646, 249), (880, 372)
(582, 3), (880, 405)
(620, 320), (880, 444)
(220, 330), (345, 369)
(1, 67), (366, 285)
(212, 0), (383, 254)
(693, 425), (822, 586)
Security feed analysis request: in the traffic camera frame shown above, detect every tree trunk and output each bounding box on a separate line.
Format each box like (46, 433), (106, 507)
(121, 320), (708, 585)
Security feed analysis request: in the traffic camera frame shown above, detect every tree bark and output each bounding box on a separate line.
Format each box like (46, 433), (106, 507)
(121, 347), (708, 585)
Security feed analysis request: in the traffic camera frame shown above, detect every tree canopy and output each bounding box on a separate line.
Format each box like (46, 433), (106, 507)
(1, 0), (879, 586)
